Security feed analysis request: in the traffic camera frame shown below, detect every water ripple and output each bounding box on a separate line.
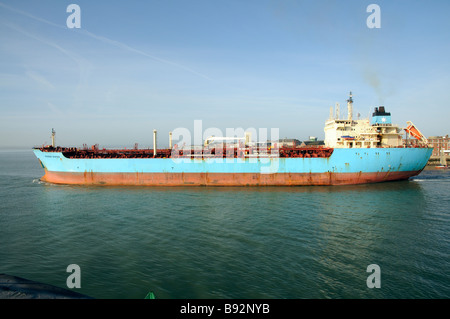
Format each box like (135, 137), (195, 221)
(1, 152), (449, 298)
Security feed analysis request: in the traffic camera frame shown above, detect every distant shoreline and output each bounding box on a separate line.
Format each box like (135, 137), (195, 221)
(0, 149), (34, 152)
(424, 165), (448, 170)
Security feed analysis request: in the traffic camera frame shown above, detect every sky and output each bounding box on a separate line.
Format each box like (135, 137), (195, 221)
(0, 0), (449, 148)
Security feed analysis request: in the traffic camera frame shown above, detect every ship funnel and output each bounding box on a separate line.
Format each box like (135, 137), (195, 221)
(153, 129), (157, 156)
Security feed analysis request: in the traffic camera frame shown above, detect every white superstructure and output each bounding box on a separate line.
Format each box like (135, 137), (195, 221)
(324, 92), (402, 148)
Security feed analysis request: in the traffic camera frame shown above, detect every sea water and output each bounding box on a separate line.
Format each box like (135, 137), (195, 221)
(0, 150), (449, 299)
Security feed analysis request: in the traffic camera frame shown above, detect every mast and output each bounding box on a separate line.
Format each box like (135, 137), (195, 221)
(347, 91), (353, 121)
(153, 129), (157, 156)
(51, 128), (55, 147)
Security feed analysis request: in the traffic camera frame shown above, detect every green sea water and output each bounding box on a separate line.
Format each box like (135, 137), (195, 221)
(0, 150), (449, 299)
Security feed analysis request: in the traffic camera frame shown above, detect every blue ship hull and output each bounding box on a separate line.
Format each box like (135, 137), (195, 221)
(33, 147), (432, 186)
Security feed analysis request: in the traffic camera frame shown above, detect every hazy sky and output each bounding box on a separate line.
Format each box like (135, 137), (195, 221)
(1, 0), (449, 148)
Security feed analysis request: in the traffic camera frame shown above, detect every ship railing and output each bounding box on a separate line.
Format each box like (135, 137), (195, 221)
(37, 145), (337, 159)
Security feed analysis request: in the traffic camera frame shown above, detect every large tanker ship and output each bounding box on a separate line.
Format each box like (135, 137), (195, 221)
(33, 93), (432, 186)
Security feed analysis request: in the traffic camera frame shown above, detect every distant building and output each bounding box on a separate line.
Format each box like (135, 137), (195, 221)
(428, 135), (450, 156)
(404, 135), (449, 156)
(302, 136), (325, 146)
(277, 139), (302, 148)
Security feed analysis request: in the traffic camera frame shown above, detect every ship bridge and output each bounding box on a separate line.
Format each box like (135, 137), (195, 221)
(324, 93), (402, 148)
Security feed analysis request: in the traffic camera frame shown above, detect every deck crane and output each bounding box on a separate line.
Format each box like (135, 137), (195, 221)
(404, 121), (428, 146)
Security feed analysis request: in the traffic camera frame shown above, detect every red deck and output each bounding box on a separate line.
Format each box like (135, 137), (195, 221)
(37, 145), (334, 159)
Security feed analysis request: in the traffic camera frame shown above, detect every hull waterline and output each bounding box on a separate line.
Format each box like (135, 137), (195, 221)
(40, 170), (422, 186)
